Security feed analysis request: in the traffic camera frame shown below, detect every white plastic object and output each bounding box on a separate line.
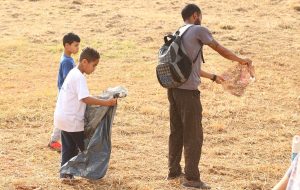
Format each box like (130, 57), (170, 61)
(292, 135), (300, 161)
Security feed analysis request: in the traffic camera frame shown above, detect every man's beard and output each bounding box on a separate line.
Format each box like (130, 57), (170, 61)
(194, 19), (201, 25)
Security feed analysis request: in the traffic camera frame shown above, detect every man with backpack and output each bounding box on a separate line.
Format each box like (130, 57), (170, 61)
(165, 4), (252, 189)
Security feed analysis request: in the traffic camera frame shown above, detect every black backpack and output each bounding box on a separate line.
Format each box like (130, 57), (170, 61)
(156, 24), (204, 88)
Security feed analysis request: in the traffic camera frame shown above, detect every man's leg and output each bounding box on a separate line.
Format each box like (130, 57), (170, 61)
(175, 89), (210, 189)
(175, 89), (203, 181)
(167, 89), (184, 178)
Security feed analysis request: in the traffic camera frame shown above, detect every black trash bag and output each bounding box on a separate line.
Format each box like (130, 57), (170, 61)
(60, 86), (127, 180)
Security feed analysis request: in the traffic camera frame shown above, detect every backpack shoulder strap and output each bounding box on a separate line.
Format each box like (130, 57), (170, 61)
(175, 24), (193, 36)
(192, 46), (205, 64)
(177, 24), (206, 64)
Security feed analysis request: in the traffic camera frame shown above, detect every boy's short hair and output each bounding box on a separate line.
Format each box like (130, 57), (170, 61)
(79, 47), (100, 62)
(63, 33), (80, 46)
(181, 4), (201, 21)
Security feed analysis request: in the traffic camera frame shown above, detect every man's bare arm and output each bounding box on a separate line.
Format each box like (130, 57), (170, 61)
(200, 69), (214, 79)
(200, 69), (224, 84)
(207, 39), (252, 65)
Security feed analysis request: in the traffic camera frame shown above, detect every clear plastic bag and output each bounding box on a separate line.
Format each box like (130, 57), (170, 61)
(99, 86), (128, 99)
(221, 63), (255, 96)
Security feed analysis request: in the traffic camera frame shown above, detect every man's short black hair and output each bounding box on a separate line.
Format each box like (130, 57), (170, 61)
(79, 47), (100, 62)
(63, 32), (80, 46)
(181, 4), (201, 21)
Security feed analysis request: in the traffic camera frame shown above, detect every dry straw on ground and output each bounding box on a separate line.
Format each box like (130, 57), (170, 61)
(0, 0), (299, 189)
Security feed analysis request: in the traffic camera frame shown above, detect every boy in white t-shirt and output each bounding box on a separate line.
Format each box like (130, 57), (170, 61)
(54, 47), (117, 179)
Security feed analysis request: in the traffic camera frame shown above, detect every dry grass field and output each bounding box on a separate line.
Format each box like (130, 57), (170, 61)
(0, 0), (299, 189)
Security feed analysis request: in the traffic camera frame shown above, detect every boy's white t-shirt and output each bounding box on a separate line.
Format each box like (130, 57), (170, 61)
(54, 67), (89, 132)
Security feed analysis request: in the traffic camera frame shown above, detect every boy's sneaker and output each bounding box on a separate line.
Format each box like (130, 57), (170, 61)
(182, 180), (211, 189)
(48, 141), (61, 152)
